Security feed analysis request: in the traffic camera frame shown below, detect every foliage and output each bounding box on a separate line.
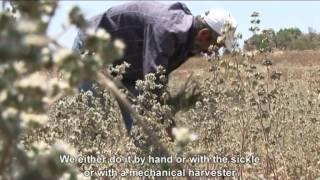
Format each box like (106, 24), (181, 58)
(276, 28), (302, 48)
(0, 1), (124, 179)
(245, 25), (320, 50)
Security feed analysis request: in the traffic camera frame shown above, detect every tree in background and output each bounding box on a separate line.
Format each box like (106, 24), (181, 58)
(276, 27), (302, 49)
(244, 29), (276, 51)
(245, 27), (320, 51)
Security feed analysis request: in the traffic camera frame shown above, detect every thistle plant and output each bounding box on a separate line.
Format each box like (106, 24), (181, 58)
(0, 1), (127, 179)
(131, 66), (174, 149)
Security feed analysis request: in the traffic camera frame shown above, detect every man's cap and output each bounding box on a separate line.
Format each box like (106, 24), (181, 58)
(201, 9), (238, 52)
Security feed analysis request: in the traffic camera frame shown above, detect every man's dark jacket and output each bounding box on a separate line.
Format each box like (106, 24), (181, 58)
(73, 1), (196, 84)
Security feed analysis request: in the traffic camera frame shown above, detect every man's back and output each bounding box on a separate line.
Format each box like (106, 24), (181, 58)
(73, 2), (196, 82)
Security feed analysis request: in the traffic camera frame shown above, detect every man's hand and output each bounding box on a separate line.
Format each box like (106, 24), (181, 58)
(167, 74), (202, 115)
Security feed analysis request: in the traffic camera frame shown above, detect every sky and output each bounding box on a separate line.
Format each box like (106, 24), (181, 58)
(46, 1), (320, 48)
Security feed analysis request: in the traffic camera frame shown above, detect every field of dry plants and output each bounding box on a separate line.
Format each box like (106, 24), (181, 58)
(170, 50), (320, 179)
(0, 1), (319, 180)
(22, 50), (320, 180)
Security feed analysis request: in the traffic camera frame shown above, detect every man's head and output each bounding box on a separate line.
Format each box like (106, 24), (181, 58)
(193, 9), (237, 54)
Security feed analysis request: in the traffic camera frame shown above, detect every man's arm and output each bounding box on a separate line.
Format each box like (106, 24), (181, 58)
(142, 24), (176, 76)
(72, 30), (85, 54)
(72, 14), (104, 54)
